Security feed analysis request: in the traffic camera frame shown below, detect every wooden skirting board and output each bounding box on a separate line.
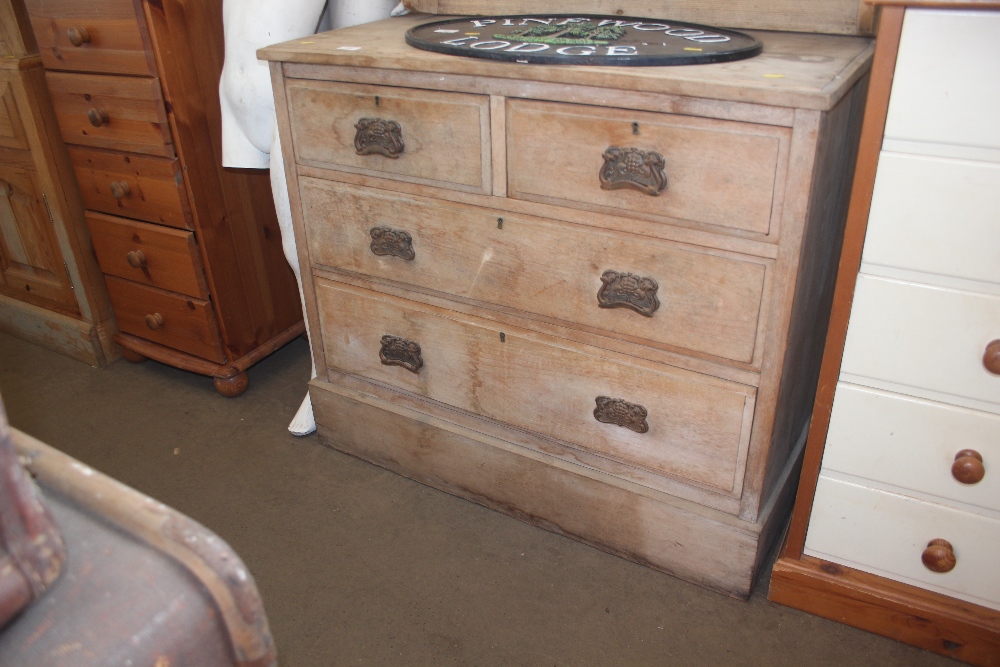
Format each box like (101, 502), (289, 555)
(0, 293), (116, 367)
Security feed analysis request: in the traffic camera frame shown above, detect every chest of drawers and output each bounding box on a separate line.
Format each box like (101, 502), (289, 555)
(25, 0), (303, 395)
(770, 3), (1000, 664)
(262, 14), (872, 598)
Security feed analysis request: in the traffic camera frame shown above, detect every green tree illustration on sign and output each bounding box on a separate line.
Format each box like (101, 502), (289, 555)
(498, 22), (627, 45)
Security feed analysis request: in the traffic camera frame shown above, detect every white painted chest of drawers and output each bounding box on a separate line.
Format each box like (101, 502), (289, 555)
(262, 14), (872, 598)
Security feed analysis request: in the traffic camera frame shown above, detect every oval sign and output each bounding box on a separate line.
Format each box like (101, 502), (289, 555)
(405, 15), (762, 66)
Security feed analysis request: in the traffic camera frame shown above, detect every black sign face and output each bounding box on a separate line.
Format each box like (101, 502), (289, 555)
(405, 15), (762, 66)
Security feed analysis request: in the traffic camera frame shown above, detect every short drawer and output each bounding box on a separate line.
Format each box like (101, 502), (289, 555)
(841, 275), (1000, 408)
(884, 9), (1000, 153)
(823, 383), (1000, 513)
(863, 152), (1000, 287)
(507, 98), (787, 237)
(805, 475), (1000, 611)
(47, 71), (172, 157)
(303, 179), (768, 364)
(70, 146), (191, 229)
(315, 278), (755, 495)
(26, 0), (155, 77)
(87, 212), (207, 299)
(105, 275), (224, 363)
(286, 79), (491, 194)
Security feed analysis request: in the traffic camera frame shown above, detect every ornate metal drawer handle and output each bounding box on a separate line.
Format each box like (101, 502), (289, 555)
(354, 117), (404, 158)
(599, 146), (667, 196)
(597, 270), (660, 317)
(379, 335), (422, 373)
(594, 396), (649, 434)
(369, 226), (415, 260)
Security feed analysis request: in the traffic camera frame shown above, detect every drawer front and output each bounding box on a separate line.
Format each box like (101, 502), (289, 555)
(286, 79), (491, 194)
(824, 384), (1000, 513)
(26, 0), (154, 77)
(885, 9), (1000, 152)
(316, 278), (754, 495)
(864, 152), (1000, 286)
(87, 212), (207, 299)
(842, 275), (1000, 408)
(47, 71), (172, 156)
(70, 146), (191, 229)
(806, 475), (1000, 610)
(303, 179), (768, 364)
(105, 275), (224, 363)
(507, 98), (786, 236)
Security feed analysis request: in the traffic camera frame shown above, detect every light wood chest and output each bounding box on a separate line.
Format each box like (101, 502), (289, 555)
(262, 15), (873, 598)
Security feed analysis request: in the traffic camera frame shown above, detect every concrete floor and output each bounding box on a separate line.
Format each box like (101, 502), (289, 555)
(0, 331), (960, 666)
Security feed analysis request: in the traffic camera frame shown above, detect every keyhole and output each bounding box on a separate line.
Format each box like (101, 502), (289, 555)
(375, 96), (380, 107)
(497, 217), (504, 229)
(632, 122), (639, 135)
(499, 332), (506, 343)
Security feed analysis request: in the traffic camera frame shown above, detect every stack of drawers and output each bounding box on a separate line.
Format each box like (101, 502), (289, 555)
(804, 8), (1000, 612)
(26, 0), (302, 395)
(263, 15), (873, 597)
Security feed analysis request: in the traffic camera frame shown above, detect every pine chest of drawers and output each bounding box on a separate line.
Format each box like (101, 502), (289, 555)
(262, 15), (873, 597)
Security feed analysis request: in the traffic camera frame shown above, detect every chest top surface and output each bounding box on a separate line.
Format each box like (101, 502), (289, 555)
(259, 14), (873, 111)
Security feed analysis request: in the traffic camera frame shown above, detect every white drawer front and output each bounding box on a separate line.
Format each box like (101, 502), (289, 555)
(824, 384), (1000, 513)
(863, 152), (1000, 287)
(806, 476), (1000, 610)
(884, 9), (1000, 152)
(842, 275), (1000, 408)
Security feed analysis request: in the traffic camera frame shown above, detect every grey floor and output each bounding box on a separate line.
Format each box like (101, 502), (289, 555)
(0, 332), (960, 666)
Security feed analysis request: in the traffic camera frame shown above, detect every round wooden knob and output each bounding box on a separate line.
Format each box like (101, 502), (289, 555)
(922, 539), (956, 573)
(87, 107), (109, 127)
(984, 340), (1000, 375)
(126, 250), (146, 269)
(952, 449), (985, 485)
(66, 27), (90, 47)
(144, 313), (164, 330)
(109, 181), (130, 200)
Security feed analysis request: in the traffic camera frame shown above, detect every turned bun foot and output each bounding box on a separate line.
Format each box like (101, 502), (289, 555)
(121, 347), (148, 364)
(213, 368), (249, 397)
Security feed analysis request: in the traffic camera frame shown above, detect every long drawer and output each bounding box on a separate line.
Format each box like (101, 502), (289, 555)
(302, 179), (768, 365)
(105, 276), (224, 363)
(315, 278), (755, 495)
(841, 275), (1000, 408)
(70, 146), (191, 229)
(87, 212), (208, 299)
(507, 98), (787, 237)
(805, 475), (1000, 611)
(863, 152), (1000, 287)
(286, 79), (491, 194)
(824, 383), (999, 513)
(46, 72), (172, 157)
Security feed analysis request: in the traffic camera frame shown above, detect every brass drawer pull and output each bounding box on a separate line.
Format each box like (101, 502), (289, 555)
(597, 270), (660, 317)
(126, 250), (146, 268)
(379, 334), (422, 373)
(594, 396), (649, 434)
(109, 181), (130, 200)
(369, 226), (415, 260)
(599, 146), (667, 196)
(921, 539), (956, 573)
(67, 27), (91, 47)
(984, 339), (1000, 375)
(87, 107), (109, 127)
(144, 312), (163, 330)
(952, 449), (985, 485)
(354, 117), (404, 158)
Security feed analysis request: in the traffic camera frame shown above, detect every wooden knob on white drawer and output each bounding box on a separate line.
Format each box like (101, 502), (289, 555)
(87, 107), (109, 127)
(952, 449), (985, 485)
(67, 27), (90, 47)
(144, 313), (163, 330)
(126, 250), (146, 269)
(109, 181), (130, 200)
(922, 539), (956, 573)
(984, 340), (1000, 375)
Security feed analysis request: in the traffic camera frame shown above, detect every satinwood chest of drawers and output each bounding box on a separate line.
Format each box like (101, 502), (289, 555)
(262, 14), (873, 597)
